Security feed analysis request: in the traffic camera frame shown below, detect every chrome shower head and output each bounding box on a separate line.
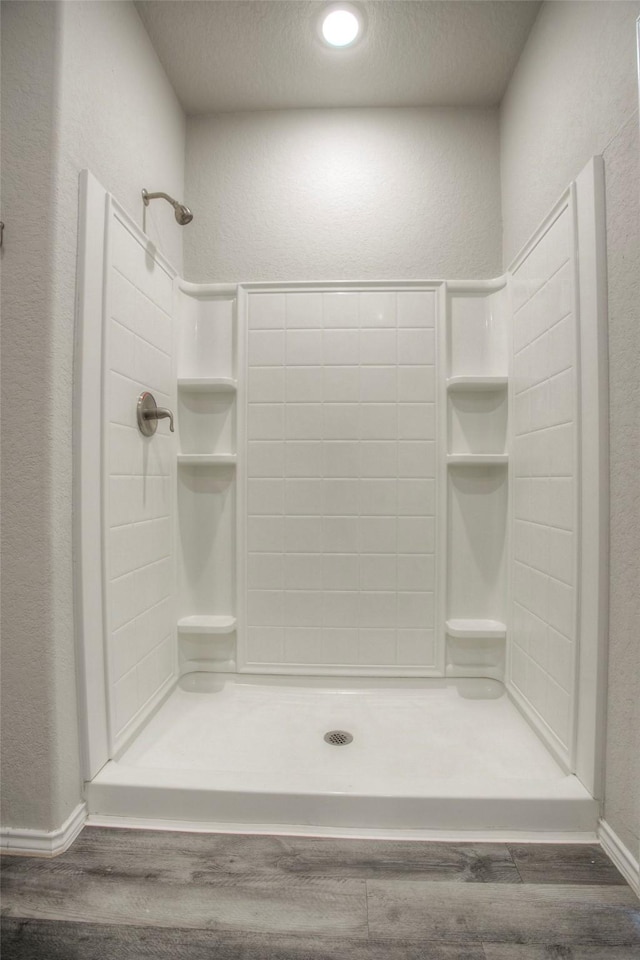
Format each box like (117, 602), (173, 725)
(142, 189), (193, 226)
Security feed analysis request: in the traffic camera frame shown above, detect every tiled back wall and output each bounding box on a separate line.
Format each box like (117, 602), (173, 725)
(245, 289), (438, 671)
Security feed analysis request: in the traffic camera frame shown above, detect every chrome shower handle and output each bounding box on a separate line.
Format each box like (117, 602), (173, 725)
(137, 391), (174, 436)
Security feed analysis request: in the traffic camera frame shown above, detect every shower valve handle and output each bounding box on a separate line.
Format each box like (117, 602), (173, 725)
(137, 392), (174, 436)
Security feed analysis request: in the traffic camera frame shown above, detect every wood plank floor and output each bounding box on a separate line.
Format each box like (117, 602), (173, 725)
(1, 827), (639, 959)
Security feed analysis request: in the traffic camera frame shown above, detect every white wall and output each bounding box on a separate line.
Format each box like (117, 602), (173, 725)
(185, 108), (502, 283)
(501, 0), (640, 861)
(1, 0), (185, 831)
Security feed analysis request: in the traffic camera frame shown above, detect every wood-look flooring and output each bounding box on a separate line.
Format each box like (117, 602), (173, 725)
(2, 827), (639, 958)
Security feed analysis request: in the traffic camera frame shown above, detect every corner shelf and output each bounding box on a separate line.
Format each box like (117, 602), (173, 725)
(178, 615), (237, 636)
(447, 376), (508, 392)
(447, 454), (508, 466)
(177, 454), (237, 466)
(178, 377), (237, 393)
(445, 619), (506, 639)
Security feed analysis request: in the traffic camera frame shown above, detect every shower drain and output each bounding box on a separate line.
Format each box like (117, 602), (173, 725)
(324, 730), (353, 745)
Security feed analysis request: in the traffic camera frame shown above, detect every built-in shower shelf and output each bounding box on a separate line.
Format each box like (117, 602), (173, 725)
(447, 376), (508, 391)
(447, 454), (508, 465)
(178, 377), (237, 393)
(178, 615), (237, 635)
(177, 454), (237, 466)
(445, 619), (506, 639)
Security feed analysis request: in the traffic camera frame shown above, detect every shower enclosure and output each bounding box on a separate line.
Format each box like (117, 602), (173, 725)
(75, 159), (608, 835)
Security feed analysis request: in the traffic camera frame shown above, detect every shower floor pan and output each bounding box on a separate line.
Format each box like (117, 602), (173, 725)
(87, 675), (598, 837)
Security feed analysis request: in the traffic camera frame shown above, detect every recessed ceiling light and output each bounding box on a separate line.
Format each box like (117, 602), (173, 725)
(320, 3), (364, 48)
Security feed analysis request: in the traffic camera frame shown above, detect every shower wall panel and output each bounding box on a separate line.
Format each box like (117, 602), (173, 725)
(104, 208), (177, 749)
(509, 198), (578, 762)
(242, 288), (440, 674)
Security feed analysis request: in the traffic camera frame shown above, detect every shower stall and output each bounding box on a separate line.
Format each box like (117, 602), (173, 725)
(76, 157), (608, 836)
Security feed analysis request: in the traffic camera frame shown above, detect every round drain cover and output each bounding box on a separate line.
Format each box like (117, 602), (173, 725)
(324, 730), (353, 745)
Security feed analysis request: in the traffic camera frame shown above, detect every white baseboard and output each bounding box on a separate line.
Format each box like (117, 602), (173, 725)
(598, 818), (640, 897)
(0, 802), (87, 858)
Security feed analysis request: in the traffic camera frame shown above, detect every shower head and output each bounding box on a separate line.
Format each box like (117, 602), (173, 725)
(142, 189), (193, 225)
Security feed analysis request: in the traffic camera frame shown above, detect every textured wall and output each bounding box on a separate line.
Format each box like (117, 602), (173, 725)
(1, 0), (185, 831)
(501, 0), (640, 860)
(185, 108), (502, 283)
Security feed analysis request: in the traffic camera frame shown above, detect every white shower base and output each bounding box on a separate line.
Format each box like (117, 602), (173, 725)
(87, 675), (598, 837)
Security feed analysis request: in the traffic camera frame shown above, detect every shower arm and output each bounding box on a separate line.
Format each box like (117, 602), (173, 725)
(142, 190), (177, 207)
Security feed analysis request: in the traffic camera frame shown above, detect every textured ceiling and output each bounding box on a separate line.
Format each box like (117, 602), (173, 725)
(135, 1), (541, 114)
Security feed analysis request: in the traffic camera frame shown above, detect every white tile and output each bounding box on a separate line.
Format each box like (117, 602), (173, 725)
(397, 479), (435, 516)
(284, 628), (323, 663)
(248, 403), (284, 440)
(547, 576), (575, 639)
(323, 292), (359, 327)
(110, 270), (136, 329)
(397, 554), (435, 591)
(113, 667), (138, 734)
(397, 441), (435, 478)
(397, 366), (435, 402)
(249, 293), (285, 329)
(360, 441), (397, 478)
(248, 441), (284, 477)
(109, 371), (140, 428)
(322, 479), (359, 515)
(323, 591), (360, 628)
(248, 330), (284, 366)
(398, 403), (435, 440)
(323, 441), (360, 478)
(397, 516), (435, 553)
(359, 592), (396, 628)
(286, 403), (323, 440)
(398, 329), (435, 365)
(286, 329), (323, 366)
(322, 553), (359, 591)
(547, 368), (575, 427)
(248, 553), (284, 590)
(112, 618), (140, 682)
(134, 336), (172, 394)
(323, 329), (359, 365)
(359, 291), (396, 327)
(286, 366), (323, 402)
(397, 592), (433, 628)
(359, 479), (396, 516)
(284, 590), (325, 627)
(360, 366), (397, 403)
(249, 367), (285, 403)
(134, 290), (172, 356)
(248, 479), (284, 515)
(324, 366), (360, 402)
(397, 629), (435, 665)
(324, 403), (359, 440)
(360, 554), (396, 591)
(323, 516), (359, 553)
(285, 479), (323, 515)
(286, 292), (322, 328)
(137, 646), (162, 708)
(284, 553), (323, 590)
(545, 478), (574, 530)
(359, 629), (397, 663)
(547, 528), (574, 585)
(136, 598), (173, 662)
(285, 441), (323, 477)
(544, 677), (571, 747)
(109, 424), (141, 476)
(247, 516), (284, 552)
(360, 329), (396, 365)
(247, 626), (284, 662)
(360, 404), (397, 440)
(546, 627), (574, 692)
(110, 319), (136, 380)
(397, 291), (436, 328)
(109, 477), (137, 527)
(322, 628), (360, 664)
(248, 590), (284, 626)
(284, 517), (323, 553)
(358, 516), (397, 553)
